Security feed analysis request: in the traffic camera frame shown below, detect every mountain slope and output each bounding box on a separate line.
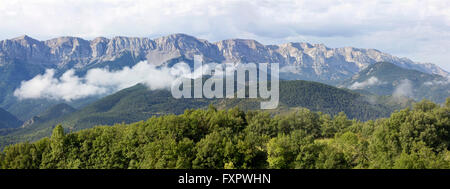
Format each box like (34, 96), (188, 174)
(340, 62), (450, 103)
(43, 80), (409, 129)
(21, 103), (77, 129)
(0, 108), (22, 129)
(0, 80), (412, 149)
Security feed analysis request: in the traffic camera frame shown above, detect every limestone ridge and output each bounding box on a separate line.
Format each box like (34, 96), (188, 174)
(0, 33), (448, 82)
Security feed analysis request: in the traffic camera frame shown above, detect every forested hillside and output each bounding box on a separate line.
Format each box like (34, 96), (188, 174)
(0, 108), (22, 129)
(1, 99), (449, 169)
(0, 80), (411, 149)
(341, 62), (450, 103)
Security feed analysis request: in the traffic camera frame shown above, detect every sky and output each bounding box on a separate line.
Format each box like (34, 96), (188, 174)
(0, 0), (449, 71)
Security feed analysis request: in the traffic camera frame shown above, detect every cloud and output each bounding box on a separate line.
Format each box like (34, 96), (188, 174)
(13, 60), (249, 101)
(2, 0), (448, 40)
(349, 77), (385, 89)
(423, 77), (450, 86)
(13, 61), (193, 101)
(393, 79), (413, 98)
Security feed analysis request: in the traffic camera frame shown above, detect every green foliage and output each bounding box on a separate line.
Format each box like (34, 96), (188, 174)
(1, 98), (449, 169)
(267, 130), (320, 169)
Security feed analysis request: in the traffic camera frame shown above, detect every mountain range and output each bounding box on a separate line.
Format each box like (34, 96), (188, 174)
(1, 34), (447, 80)
(0, 33), (448, 123)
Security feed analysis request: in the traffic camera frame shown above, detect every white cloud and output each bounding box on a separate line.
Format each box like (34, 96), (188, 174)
(393, 79), (414, 98)
(13, 61), (192, 101)
(12, 60), (245, 101)
(0, 0), (450, 71)
(423, 77), (450, 86)
(349, 77), (385, 89)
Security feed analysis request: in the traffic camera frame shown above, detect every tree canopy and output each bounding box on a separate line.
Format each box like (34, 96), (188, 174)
(1, 99), (449, 169)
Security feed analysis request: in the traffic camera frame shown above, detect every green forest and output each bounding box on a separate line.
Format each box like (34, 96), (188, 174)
(1, 99), (449, 169)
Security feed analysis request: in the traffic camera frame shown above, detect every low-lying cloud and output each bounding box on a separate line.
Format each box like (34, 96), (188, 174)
(14, 61), (192, 101)
(423, 77), (450, 86)
(13, 60), (249, 101)
(349, 77), (385, 90)
(393, 79), (413, 98)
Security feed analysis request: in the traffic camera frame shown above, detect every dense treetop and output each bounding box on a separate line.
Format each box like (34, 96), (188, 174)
(1, 98), (448, 169)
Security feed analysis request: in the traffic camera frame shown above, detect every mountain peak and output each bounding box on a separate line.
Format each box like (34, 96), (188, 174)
(359, 62), (426, 77)
(217, 38), (263, 45)
(163, 33), (196, 39)
(364, 62), (441, 77)
(11, 35), (40, 44)
(215, 38), (266, 52)
(45, 36), (89, 47)
(91, 36), (109, 42)
(13, 35), (33, 40)
(155, 33), (206, 44)
(279, 42), (313, 50)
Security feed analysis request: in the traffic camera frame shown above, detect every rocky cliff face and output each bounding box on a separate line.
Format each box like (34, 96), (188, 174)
(0, 35), (52, 66)
(0, 33), (448, 81)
